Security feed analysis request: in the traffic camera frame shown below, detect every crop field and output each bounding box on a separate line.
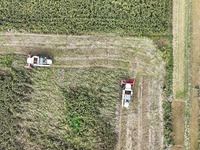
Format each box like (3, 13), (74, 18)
(0, 0), (175, 149)
(0, 56), (131, 149)
(0, 0), (172, 35)
(0, 34), (166, 149)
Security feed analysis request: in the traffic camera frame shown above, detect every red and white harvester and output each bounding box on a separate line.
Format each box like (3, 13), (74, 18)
(25, 54), (52, 68)
(121, 79), (135, 108)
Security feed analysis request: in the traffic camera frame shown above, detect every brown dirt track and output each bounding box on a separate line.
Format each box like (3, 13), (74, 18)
(172, 101), (185, 147)
(0, 32), (165, 150)
(172, 0), (187, 148)
(190, 0), (200, 149)
(173, 0), (200, 149)
(173, 0), (186, 97)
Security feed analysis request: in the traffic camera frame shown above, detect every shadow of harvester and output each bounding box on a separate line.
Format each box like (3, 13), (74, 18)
(28, 47), (55, 62)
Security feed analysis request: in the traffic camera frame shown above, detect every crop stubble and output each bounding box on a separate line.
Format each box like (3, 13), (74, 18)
(115, 40), (165, 149)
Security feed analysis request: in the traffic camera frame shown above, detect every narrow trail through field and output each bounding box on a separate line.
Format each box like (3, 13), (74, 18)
(0, 33), (165, 150)
(172, 0), (187, 149)
(173, 0), (200, 149)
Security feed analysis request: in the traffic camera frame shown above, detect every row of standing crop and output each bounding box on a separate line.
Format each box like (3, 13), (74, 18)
(1, 0), (172, 35)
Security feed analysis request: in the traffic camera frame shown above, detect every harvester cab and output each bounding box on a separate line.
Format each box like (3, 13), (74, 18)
(25, 54), (52, 68)
(121, 79), (135, 108)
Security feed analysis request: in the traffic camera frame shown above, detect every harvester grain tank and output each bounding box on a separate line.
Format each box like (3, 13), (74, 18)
(121, 79), (135, 108)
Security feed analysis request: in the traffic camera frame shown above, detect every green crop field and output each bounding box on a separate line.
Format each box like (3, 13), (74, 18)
(0, 55), (131, 149)
(0, 0), (174, 149)
(0, 0), (172, 35)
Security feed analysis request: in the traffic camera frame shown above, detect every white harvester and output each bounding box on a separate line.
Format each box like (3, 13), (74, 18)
(25, 54), (52, 68)
(121, 79), (135, 108)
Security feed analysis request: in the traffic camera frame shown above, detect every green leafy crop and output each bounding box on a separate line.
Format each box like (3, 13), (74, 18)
(0, 0), (172, 35)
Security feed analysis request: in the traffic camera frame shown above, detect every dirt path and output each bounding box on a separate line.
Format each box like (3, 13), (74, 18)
(0, 33), (165, 150)
(173, 0), (200, 149)
(190, 0), (200, 149)
(173, 0), (186, 97)
(172, 0), (187, 149)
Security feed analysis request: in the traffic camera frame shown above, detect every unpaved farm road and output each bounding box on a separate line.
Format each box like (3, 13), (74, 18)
(190, 0), (200, 149)
(173, 0), (200, 149)
(172, 0), (186, 149)
(0, 33), (165, 150)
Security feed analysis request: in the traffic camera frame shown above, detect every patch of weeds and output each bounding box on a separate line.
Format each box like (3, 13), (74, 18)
(0, 55), (14, 67)
(163, 101), (173, 145)
(151, 36), (173, 146)
(69, 113), (82, 131)
(175, 91), (186, 99)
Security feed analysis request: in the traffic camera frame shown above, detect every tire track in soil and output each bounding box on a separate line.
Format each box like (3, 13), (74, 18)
(124, 81), (138, 150)
(141, 77), (150, 150)
(137, 76), (150, 150)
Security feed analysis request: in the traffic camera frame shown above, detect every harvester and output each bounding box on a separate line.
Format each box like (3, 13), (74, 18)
(25, 54), (52, 68)
(121, 79), (135, 108)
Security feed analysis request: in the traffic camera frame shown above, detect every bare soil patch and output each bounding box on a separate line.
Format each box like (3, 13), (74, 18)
(172, 101), (185, 146)
(171, 146), (184, 150)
